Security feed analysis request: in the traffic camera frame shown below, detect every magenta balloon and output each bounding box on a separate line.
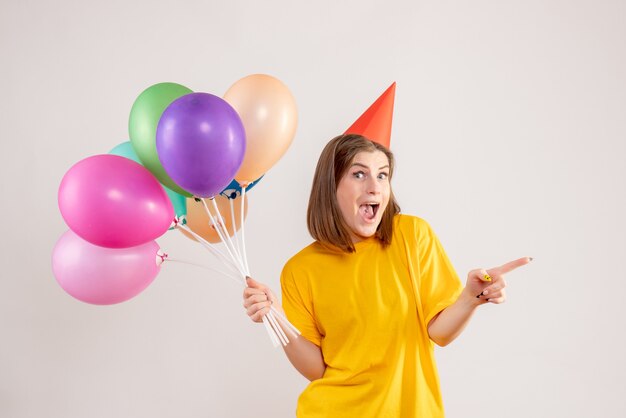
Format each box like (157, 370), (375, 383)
(51, 230), (162, 305)
(156, 92), (246, 197)
(58, 154), (174, 248)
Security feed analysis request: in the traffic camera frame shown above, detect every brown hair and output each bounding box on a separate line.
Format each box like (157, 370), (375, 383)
(307, 134), (401, 252)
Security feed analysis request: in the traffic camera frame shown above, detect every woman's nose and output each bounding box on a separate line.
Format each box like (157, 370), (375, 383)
(366, 177), (381, 194)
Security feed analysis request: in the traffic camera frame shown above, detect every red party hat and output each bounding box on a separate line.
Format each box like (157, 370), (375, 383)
(344, 82), (396, 148)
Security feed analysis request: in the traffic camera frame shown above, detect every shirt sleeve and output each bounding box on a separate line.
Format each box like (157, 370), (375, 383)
(416, 219), (464, 329)
(280, 262), (322, 347)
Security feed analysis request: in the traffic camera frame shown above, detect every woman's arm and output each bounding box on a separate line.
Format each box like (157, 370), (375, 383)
(282, 332), (326, 381)
(427, 287), (479, 347)
(244, 277), (326, 381)
(428, 257), (532, 346)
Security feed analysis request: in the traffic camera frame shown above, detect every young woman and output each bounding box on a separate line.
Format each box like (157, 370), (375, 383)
(243, 134), (530, 417)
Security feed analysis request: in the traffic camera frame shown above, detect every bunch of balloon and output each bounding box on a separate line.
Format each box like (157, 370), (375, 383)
(52, 76), (301, 347)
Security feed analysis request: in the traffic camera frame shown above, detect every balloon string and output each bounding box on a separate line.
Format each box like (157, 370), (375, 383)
(164, 257), (242, 286)
(267, 311), (288, 346)
(199, 198), (246, 276)
(176, 223), (246, 280)
(209, 197), (244, 265)
(207, 197), (241, 262)
(199, 198), (238, 266)
(198, 198), (242, 269)
(234, 186), (285, 345)
(229, 197), (243, 261)
(270, 306), (301, 338)
(175, 222), (237, 273)
(206, 197), (285, 346)
(167, 257), (278, 346)
(262, 316), (280, 347)
(178, 208), (287, 347)
(240, 185), (251, 275)
(176, 209), (292, 347)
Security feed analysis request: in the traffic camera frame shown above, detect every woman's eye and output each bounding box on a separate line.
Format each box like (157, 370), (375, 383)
(378, 173), (388, 180)
(353, 171), (365, 179)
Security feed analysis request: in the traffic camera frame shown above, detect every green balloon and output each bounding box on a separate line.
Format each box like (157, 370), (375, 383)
(129, 82), (193, 197)
(109, 142), (187, 228)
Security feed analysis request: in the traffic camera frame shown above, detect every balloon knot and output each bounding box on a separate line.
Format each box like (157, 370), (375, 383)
(171, 216), (186, 229)
(156, 250), (168, 266)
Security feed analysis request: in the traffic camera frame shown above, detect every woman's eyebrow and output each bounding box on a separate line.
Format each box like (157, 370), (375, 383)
(350, 162), (369, 169)
(350, 163), (390, 170)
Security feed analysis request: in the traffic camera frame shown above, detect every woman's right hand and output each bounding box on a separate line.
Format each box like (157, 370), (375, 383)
(244, 278), (326, 381)
(243, 277), (283, 323)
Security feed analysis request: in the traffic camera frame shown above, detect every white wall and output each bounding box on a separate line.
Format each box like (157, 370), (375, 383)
(1, 0), (625, 417)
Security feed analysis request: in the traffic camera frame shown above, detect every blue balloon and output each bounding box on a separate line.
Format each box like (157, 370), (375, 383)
(220, 176), (263, 200)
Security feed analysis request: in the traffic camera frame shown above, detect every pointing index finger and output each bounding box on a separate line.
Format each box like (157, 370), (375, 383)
(488, 257), (533, 275)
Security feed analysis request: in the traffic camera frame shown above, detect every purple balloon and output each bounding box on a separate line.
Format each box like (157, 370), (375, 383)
(156, 92), (246, 197)
(58, 154), (175, 248)
(52, 230), (162, 305)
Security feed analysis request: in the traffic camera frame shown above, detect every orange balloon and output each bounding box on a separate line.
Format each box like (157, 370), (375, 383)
(224, 74), (298, 184)
(181, 195), (248, 243)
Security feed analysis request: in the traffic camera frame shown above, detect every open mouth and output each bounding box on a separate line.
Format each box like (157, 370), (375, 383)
(359, 203), (380, 221)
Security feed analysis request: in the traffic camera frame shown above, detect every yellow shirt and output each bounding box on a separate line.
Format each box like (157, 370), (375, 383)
(280, 215), (463, 417)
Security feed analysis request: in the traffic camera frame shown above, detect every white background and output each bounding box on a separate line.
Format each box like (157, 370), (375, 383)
(1, 0), (625, 417)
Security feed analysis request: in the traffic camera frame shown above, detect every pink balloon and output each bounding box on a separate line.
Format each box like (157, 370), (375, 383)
(58, 154), (174, 248)
(51, 230), (163, 305)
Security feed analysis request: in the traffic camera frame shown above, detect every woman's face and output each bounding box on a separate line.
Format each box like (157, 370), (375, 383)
(336, 150), (391, 243)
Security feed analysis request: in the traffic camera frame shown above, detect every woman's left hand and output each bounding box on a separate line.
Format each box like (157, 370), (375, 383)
(464, 257), (532, 305)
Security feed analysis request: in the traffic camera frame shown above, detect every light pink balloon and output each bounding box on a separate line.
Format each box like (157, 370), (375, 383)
(52, 230), (163, 305)
(58, 154), (174, 248)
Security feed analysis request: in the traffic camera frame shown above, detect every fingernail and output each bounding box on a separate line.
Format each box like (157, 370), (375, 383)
(483, 274), (492, 282)
(529, 257), (534, 262)
(483, 290), (489, 296)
